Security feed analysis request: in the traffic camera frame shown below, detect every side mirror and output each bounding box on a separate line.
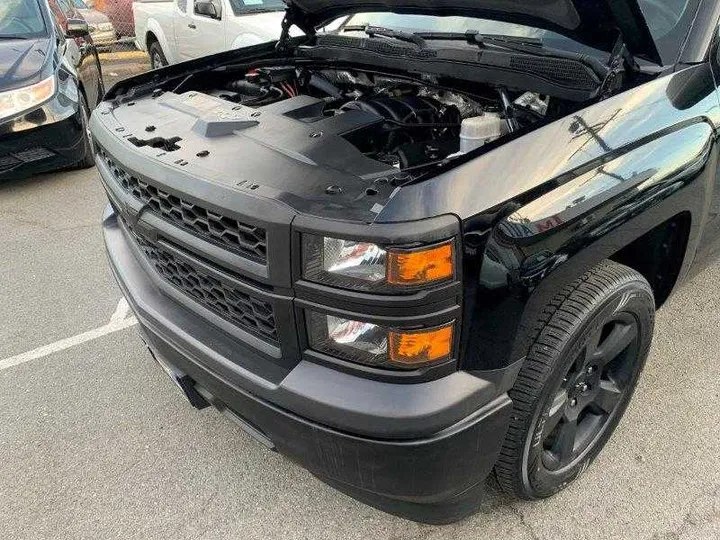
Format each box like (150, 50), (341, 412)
(66, 19), (90, 38)
(195, 1), (221, 20)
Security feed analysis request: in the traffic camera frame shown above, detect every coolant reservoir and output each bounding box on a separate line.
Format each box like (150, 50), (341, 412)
(459, 114), (509, 153)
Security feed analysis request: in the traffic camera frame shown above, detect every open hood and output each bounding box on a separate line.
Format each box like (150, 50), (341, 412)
(284, 0), (663, 65)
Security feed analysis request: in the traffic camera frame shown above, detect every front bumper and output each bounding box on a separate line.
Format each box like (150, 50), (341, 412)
(0, 97), (85, 180)
(103, 204), (513, 523)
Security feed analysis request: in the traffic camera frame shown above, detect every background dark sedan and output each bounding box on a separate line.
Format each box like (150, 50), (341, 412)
(0, 0), (104, 180)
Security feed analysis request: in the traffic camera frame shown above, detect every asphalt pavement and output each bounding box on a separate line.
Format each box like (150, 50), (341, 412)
(0, 163), (719, 539)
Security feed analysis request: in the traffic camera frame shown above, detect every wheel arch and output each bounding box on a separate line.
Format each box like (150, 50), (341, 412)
(609, 212), (692, 309)
(144, 18), (174, 64)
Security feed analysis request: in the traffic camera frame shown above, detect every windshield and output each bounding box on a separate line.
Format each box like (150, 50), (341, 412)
(227, 0), (285, 15)
(0, 0), (47, 39)
(345, 0), (700, 64)
(71, 0), (89, 9)
(639, 0), (698, 63)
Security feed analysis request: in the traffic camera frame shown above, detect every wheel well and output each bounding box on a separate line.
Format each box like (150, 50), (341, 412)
(609, 212), (691, 309)
(146, 31), (158, 49)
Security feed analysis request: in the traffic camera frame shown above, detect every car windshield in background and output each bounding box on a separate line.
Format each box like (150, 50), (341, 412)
(0, 0), (47, 39)
(346, 0), (699, 65)
(71, 0), (90, 9)
(227, 0), (285, 15)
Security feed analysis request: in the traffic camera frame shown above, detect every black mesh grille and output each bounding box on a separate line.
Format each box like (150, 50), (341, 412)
(508, 56), (598, 90)
(133, 232), (278, 342)
(316, 34), (438, 58)
(98, 147), (268, 263)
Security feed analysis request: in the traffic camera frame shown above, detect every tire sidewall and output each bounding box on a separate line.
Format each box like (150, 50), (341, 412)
(150, 43), (167, 69)
(77, 93), (96, 168)
(519, 281), (654, 498)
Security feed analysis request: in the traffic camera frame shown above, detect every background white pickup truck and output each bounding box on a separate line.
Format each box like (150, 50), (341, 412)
(133, 0), (290, 68)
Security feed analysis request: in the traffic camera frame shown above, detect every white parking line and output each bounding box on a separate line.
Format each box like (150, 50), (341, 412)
(0, 298), (138, 372)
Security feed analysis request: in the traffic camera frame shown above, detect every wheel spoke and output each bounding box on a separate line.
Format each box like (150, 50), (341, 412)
(591, 379), (623, 414)
(552, 416), (578, 464)
(585, 327), (604, 364)
(543, 390), (567, 437)
(594, 322), (637, 365)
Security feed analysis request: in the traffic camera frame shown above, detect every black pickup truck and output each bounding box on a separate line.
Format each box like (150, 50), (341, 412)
(93, 0), (718, 524)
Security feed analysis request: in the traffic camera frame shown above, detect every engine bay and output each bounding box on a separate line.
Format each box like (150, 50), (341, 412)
(198, 65), (564, 171)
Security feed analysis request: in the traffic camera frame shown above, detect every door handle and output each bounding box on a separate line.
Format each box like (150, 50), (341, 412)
(188, 23), (197, 29)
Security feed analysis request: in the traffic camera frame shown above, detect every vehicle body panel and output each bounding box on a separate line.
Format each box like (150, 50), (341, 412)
(0, 0), (104, 179)
(92, 0), (720, 523)
(375, 61), (720, 371)
(133, 0), (286, 64)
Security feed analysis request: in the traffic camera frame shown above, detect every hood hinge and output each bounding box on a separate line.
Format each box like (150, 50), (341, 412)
(599, 33), (639, 99)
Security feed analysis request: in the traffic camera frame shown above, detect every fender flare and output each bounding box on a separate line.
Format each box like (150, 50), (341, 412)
(146, 18), (176, 65)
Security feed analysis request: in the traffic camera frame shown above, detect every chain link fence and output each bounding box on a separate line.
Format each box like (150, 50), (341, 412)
(81, 0), (157, 87)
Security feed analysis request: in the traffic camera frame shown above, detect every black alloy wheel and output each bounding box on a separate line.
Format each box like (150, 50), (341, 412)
(495, 260), (655, 499)
(539, 312), (639, 472)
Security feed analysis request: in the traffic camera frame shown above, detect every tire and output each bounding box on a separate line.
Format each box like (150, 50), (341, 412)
(149, 41), (168, 69)
(495, 260), (655, 499)
(75, 93), (96, 169)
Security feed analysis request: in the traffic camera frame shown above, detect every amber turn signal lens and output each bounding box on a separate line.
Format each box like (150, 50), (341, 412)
(389, 323), (454, 366)
(387, 242), (454, 286)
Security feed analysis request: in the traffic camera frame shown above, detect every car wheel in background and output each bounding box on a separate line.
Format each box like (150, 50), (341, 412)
(495, 260), (655, 499)
(149, 42), (168, 69)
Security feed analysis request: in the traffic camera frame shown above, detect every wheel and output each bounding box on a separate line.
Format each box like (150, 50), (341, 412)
(75, 93), (96, 169)
(149, 41), (168, 69)
(495, 260), (655, 499)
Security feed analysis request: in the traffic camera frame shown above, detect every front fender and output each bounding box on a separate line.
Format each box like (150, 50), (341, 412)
(467, 122), (715, 371)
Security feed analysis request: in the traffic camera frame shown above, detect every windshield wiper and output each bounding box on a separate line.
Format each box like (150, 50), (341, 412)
(342, 24), (426, 48)
(416, 30), (608, 75)
(0, 35), (30, 40)
(413, 30), (544, 53)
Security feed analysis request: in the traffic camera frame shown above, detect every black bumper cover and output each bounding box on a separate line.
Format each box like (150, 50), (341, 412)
(103, 206), (513, 523)
(0, 99), (85, 181)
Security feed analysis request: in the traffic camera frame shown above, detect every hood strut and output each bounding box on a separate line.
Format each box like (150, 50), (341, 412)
(277, 7), (314, 51)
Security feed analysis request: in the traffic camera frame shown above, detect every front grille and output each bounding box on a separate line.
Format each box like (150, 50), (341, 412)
(133, 232), (278, 342)
(98, 147), (268, 263)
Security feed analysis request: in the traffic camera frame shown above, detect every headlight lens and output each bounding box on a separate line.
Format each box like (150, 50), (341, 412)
(0, 76), (56, 122)
(307, 311), (454, 369)
(302, 234), (454, 292)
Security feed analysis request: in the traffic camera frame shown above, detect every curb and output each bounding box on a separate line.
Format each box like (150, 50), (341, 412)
(98, 50), (148, 61)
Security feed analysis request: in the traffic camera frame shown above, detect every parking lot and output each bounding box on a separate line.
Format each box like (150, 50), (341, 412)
(0, 157), (718, 539)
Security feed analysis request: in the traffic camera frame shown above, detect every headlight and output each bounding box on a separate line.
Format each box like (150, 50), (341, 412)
(0, 76), (56, 122)
(302, 234), (455, 292)
(307, 311), (454, 369)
